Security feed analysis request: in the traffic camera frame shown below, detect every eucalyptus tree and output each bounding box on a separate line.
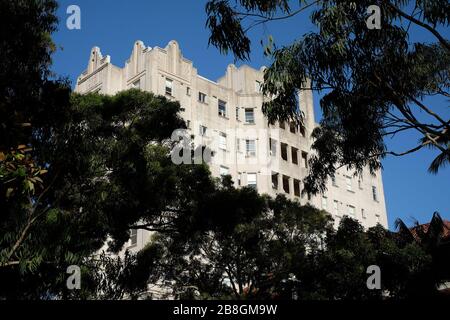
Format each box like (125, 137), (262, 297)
(205, 0), (450, 194)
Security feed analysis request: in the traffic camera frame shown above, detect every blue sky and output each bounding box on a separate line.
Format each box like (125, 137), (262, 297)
(51, 0), (449, 229)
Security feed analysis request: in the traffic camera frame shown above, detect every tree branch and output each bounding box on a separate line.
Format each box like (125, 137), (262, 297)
(240, 1), (319, 32)
(237, 1), (319, 21)
(385, 1), (450, 51)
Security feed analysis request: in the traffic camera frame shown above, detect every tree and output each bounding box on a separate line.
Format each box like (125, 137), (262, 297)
(151, 189), (333, 300)
(205, 0), (450, 194)
(82, 245), (163, 300)
(313, 217), (435, 299)
(0, 0), (72, 277)
(0, 87), (223, 298)
(395, 212), (450, 292)
(0, 0), (60, 150)
(2, 0), (446, 300)
(146, 197), (438, 300)
(0, 0), (66, 204)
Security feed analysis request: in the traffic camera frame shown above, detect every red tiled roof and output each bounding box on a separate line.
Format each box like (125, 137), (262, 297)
(410, 220), (450, 242)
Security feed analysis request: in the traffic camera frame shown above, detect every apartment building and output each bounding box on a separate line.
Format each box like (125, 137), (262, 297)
(75, 40), (388, 251)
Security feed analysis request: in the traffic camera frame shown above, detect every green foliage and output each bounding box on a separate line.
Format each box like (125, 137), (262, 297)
(206, 0), (293, 60)
(83, 244), (163, 300)
(145, 198), (440, 300)
(0, 1), (74, 295)
(1, 0), (447, 301)
(0, 0), (64, 200)
(0, 0), (59, 149)
(205, 0), (450, 194)
(0, 87), (215, 298)
(149, 191), (333, 299)
(395, 212), (450, 291)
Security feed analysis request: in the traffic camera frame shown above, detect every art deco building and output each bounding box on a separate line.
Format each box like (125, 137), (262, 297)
(75, 40), (388, 251)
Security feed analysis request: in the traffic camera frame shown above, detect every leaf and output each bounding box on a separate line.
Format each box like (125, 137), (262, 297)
(17, 167), (26, 176)
(34, 176), (44, 184)
(46, 209), (58, 224)
(6, 187), (14, 198)
(26, 180), (35, 193)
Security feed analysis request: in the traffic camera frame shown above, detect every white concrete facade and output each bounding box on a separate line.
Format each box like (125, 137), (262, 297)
(75, 40), (388, 251)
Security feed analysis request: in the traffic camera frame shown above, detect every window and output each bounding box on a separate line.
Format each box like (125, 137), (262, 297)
(372, 186), (378, 201)
(130, 229), (137, 247)
(245, 108), (255, 124)
(347, 205), (355, 217)
(236, 107), (240, 121)
(279, 121), (286, 129)
(220, 166), (229, 176)
(218, 100), (227, 117)
(333, 200), (339, 215)
(246, 139), (256, 157)
(198, 92), (207, 103)
(271, 172), (279, 190)
(132, 79), (141, 89)
(199, 125), (207, 136)
(361, 208), (367, 219)
(236, 138), (241, 152)
(269, 138), (277, 157)
(165, 78), (173, 95)
(375, 214), (380, 223)
(289, 122), (296, 133)
(322, 197), (328, 210)
(186, 120), (191, 128)
(186, 87), (191, 96)
(219, 132), (227, 150)
(331, 175), (338, 187)
(299, 125), (306, 137)
(294, 179), (301, 197)
(247, 173), (257, 189)
(291, 147), (298, 165)
(358, 178), (363, 189)
(237, 172), (242, 186)
(282, 175), (290, 194)
(346, 176), (352, 191)
(255, 80), (262, 92)
(301, 151), (308, 168)
(281, 143), (288, 161)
